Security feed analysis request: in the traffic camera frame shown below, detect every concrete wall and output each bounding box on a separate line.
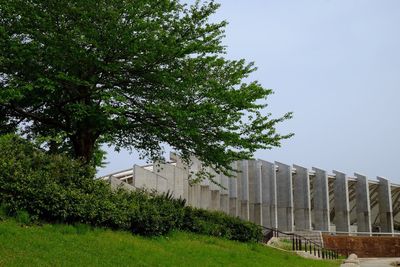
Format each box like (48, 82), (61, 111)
(323, 235), (400, 257)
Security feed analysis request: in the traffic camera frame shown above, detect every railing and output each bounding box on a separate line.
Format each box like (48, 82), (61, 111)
(262, 227), (340, 260)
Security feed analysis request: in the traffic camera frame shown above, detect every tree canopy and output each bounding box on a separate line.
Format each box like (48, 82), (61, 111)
(0, 0), (292, 176)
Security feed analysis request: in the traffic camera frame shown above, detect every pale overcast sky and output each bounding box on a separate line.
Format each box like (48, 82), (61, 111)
(98, 1), (400, 183)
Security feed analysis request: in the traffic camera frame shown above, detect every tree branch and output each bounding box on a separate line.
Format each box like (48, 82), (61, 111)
(1, 103), (69, 131)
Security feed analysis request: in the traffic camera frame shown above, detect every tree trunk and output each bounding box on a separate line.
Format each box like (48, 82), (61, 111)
(71, 129), (98, 164)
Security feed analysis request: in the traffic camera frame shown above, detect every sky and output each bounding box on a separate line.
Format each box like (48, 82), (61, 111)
(98, 0), (400, 183)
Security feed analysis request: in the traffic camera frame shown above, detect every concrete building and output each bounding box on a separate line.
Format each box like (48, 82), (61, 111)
(100, 153), (400, 235)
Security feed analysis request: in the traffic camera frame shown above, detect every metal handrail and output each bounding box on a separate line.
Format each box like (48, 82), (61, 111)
(261, 226), (340, 260)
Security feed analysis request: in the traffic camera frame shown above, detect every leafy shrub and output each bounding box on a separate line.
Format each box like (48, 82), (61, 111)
(0, 135), (132, 230)
(0, 134), (262, 242)
(130, 192), (186, 236)
(182, 206), (263, 242)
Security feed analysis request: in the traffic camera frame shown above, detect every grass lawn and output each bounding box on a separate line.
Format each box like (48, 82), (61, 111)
(0, 219), (340, 267)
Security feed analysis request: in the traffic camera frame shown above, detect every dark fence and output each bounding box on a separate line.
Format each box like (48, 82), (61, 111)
(262, 227), (340, 260)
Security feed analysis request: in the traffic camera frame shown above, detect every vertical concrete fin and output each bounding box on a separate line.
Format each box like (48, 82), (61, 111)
(275, 162), (294, 232)
(332, 170), (351, 232)
(248, 160), (262, 224)
(221, 174), (229, 195)
(293, 164), (312, 231)
(354, 173), (372, 233)
(261, 160), (278, 228)
(153, 163), (173, 195)
(229, 161), (239, 217)
(377, 176), (394, 233)
(220, 173), (230, 213)
(200, 185), (211, 210)
(238, 160), (249, 220)
(312, 167), (331, 231)
(209, 168), (220, 191)
(229, 164), (238, 198)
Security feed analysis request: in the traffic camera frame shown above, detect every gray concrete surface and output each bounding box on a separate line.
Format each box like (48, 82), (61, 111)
(359, 258), (400, 267)
(313, 167), (330, 231)
(276, 162), (294, 232)
(293, 164), (312, 231)
(334, 170), (351, 232)
(355, 173), (372, 233)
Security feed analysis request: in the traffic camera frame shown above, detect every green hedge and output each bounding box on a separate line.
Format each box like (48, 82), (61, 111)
(182, 207), (262, 242)
(0, 134), (262, 242)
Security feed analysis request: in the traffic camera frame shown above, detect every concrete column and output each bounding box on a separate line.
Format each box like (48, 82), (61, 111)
(260, 160), (278, 229)
(209, 168), (221, 211)
(238, 160), (249, 221)
(229, 162), (239, 217)
(200, 185), (211, 210)
(211, 190), (220, 211)
(154, 163), (180, 196)
(188, 184), (201, 208)
(220, 195), (229, 213)
(333, 170), (350, 232)
(168, 153), (191, 201)
(354, 173), (372, 233)
(182, 172), (189, 202)
(220, 174), (230, 214)
(276, 162), (294, 232)
(174, 167), (187, 199)
(293, 165), (312, 231)
(248, 160), (262, 225)
(312, 167), (330, 231)
(377, 177), (394, 233)
(209, 168), (220, 191)
(183, 156), (202, 208)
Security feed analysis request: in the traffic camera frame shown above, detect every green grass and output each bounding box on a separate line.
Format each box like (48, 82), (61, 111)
(0, 219), (340, 267)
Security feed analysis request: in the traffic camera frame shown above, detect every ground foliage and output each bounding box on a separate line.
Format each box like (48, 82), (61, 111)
(0, 0), (292, 178)
(0, 134), (262, 241)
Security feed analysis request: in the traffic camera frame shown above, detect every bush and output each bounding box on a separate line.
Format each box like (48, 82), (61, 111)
(130, 192), (186, 236)
(0, 134), (262, 242)
(0, 135), (136, 231)
(182, 206), (262, 242)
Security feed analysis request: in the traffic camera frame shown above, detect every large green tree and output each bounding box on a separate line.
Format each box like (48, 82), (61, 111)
(0, 0), (292, 175)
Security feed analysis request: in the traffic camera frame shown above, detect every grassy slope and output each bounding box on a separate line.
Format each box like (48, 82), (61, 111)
(0, 219), (339, 267)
